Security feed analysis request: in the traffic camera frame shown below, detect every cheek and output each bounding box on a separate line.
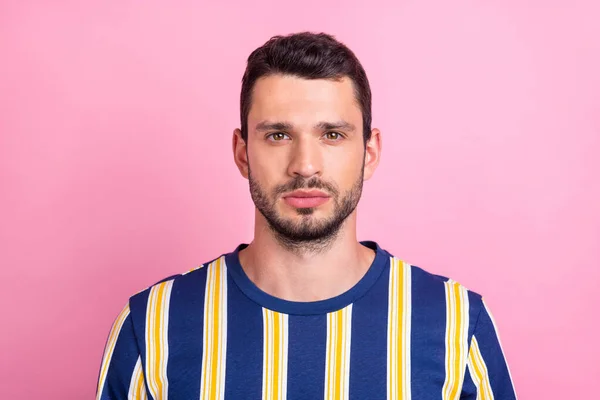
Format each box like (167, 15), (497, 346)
(328, 152), (364, 185)
(249, 150), (285, 187)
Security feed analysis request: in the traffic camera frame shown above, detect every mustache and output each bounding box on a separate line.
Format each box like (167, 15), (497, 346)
(274, 176), (339, 197)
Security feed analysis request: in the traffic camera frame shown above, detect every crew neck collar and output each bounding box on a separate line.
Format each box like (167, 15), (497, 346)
(224, 241), (389, 316)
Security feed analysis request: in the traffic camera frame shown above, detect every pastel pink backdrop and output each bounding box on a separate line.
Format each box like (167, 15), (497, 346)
(1, 1), (598, 398)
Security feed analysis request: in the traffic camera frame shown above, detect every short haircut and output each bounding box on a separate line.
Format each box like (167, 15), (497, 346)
(240, 32), (372, 145)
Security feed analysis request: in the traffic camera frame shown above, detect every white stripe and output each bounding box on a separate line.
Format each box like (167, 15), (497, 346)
(447, 280), (456, 400)
(219, 259), (228, 398)
(391, 259), (396, 400)
(199, 258), (228, 400)
(469, 336), (495, 400)
(270, 311), (274, 400)
(261, 308), (268, 399)
(96, 304), (130, 400)
(386, 258), (412, 400)
(402, 261), (412, 400)
(386, 257), (395, 400)
(326, 313), (332, 399)
(344, 304), (353, 400)
(162, 280), (174, 400)
(460, 285), (470, 394)
(127, 357), (143, 400)
(442, 280), (452, 399)
(145, 280), (174, 400)
(467, 351), (486, 400)
(281, 313), (289, 400)
(280, 313), (284, 400)
(443, 279), (472, 400)
(145, 288), (158, 396)
(200, 260), (215, 400)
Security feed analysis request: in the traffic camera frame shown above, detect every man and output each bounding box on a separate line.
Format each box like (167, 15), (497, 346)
(96, 32), (517, 399)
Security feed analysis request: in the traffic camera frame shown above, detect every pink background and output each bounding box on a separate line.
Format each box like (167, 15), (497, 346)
(1, 1), (599, 398)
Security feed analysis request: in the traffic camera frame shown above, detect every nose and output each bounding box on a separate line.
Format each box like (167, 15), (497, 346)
(286, 136), (323, 179)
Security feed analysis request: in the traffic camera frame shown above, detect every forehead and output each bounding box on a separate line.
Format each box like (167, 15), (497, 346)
(247, 75), (362, 127)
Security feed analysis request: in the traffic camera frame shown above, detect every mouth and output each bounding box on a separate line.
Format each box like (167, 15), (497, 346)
(282, 190), (331, 208)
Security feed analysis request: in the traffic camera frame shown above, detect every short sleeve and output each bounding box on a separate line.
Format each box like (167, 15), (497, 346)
(96, 303), (148, 400)
(464, 299), (518, 399)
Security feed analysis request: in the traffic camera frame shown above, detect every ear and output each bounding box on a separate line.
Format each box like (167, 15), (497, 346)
(363, 128), (382, 181)
(232, 128), (249, 179)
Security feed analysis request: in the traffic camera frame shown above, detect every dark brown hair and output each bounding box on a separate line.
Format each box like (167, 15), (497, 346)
(240, 32), (372, 144)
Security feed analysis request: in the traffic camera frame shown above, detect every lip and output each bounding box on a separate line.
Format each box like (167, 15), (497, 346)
(283, 190), (330, 198)
(282, 190), (331, 208)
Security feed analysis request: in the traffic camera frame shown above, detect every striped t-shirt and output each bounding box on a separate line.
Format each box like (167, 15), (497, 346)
(96, 241), (517, 400)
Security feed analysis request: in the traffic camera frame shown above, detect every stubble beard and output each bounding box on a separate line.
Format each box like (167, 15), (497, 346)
(248, 165), (364, 254)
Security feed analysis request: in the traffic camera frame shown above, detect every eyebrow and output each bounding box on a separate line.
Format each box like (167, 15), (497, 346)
(254, 120), (356, 132)
(255, 121), (294, 132)
(316, 121), (356, 132)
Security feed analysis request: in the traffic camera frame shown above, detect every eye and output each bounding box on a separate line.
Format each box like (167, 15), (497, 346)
(267, 132), (290, 141)
(324, 131), (344, 141)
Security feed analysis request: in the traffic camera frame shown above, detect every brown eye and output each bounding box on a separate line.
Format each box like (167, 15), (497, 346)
(325, 132), (342, 141)
(268, 132), (289, 141)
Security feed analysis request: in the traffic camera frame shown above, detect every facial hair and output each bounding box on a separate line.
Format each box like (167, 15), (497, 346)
(248, 164), (364, 254)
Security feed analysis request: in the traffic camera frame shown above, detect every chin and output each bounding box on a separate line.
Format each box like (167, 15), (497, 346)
(287, 206), (331, 217)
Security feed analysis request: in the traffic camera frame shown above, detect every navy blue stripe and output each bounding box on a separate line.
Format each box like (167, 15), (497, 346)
(472, 300), (516, 400)
(224, 276), (263, 399)
(460, 364), (478, 399)
(410, 267), (449, 397)
(165, 270), (207, 398)
(348, 260), (390, 399)
(467, 291), (483, 342)
(287, 315), (327, 399)
(101, 314), (140, 399)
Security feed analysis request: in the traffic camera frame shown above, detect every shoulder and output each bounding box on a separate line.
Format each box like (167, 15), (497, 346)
(126, 252), (228, 315)
(387, 252), (485, 310)
(387, 254), (488, 338)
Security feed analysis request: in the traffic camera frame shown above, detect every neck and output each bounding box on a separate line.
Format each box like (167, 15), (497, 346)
(237, 210), (376, 302)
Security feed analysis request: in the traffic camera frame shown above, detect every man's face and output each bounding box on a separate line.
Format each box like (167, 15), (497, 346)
(245, 75), (366, 247)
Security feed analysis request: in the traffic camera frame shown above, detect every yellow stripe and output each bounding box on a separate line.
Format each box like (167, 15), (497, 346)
(135, 366), (145, 399)
(262, 309), (289, 400)
(210, 258), (221, 399)
(185, 263), (206, 274)
(335, 309), (343, 397)
(387, 259), (396, 400)
(325, 305), (352, 400)
(145, 285), (157, 395)
(154, 283), (166, 395)
(387, 258), (411, 400)
(468, 343), (484, 398)
(145, 280), (173, 400)
(326, 313), (332, 398)
(449, 284), (462, 399)
(267, 311), (273, 398)
(469, 336), (494, 399)
(396, 260), (404, 397)
(325, 313), (335, 399)
(201, 262), (213, 400)
(274, 312), (281, 399)
(264, 309), (271, 399)
(127, 357), (147, 400)
(200, 257), (227, 400)
(442, 280), (469, 400)
(97, 304), (130, 400)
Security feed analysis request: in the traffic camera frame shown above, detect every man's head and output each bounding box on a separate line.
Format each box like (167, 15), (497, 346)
(240, 32), (373, 145)
(233, 32), (381, 251)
